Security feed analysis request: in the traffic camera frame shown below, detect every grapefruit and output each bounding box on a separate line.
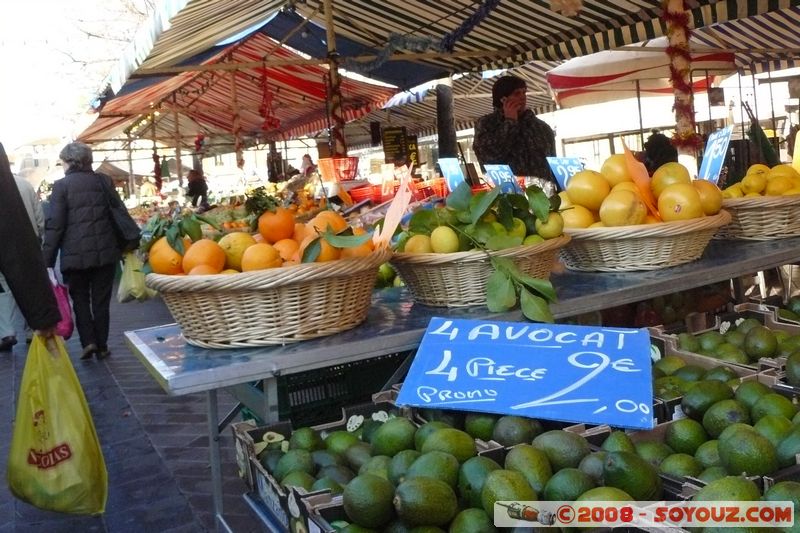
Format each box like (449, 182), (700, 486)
(651, 162), (691, 198)
(599, 189), (647, 226)
(658, 183), (704, 222)
(600, 154), (634, 187)
(566, 170), (610, 211)
(691, 180), (723, 215)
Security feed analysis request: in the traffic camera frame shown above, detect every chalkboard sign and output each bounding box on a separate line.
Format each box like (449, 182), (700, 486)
(438, 158), (466, 193)
(546, 157), (584, 190)
(697, 126), (733, 184)
(396, 317), (654, 429)
(383, 127), (407, 165)
(484, 164), (522, 193)
(407, 135), (419, 169)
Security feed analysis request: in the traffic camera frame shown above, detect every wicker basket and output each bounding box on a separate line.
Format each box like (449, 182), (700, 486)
(145, 248), (392, 349)
(559, 210), (731, 272)
(714, 194), (800, 240)
(389, 235), (570, 307)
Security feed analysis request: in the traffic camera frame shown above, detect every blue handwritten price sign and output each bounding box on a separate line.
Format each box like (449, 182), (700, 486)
(484, 164), (522, 193)
(396, 317), (654, 429)
(438, 158), (466, 193)
(546, 157), (584, 190)
(698, 126), (733, 184)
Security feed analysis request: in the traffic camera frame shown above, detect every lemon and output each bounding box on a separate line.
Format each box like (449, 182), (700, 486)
(765, 175), (794, 196)
(430, 226), (459, 253)
(404, 234), (434, 253)
(535, 212), (564, 239)
(723, 183), (744, 198)
(561, 204), (596, 229)
(741, 172), (767, 194)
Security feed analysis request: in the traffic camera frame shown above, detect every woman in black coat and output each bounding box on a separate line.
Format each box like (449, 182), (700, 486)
(0, 143), (61, 338)
(42, 142), (121, 360)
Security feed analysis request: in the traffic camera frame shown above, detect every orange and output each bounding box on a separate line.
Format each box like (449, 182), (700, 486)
(293, 222), (310, 242)
(149, 236), (185, 275)
(258, 207), (295, 244)
(298, 235), (342, 262)
(340, 242), (374, 259)
(611, 181), (640, 194)
(599, 189), (647, 226)
(181, 238), (226, 274)
(566, 170), (610, 211)
(273, 238), (300, 262)
(217, 232), (257, 271)
(658, 183), (704, 222)
(600, 154), (635, 187)
(253, 233), (265, 243)
(241, 243), (283, 271)
(691, 180), (723, 215)
(187, 264), (220, 275)
(651, 162), (691, 198)
(308, 210), (348, 234)
(560, 204), (596, 229)
(220, 269), (239, 275)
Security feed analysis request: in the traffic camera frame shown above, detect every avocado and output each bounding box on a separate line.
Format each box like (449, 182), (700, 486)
(420, 428), (477, 463)
(280, 470), (315, 491)
(448, 508), (498, 533)
(480, 470), (537, 517)
(578, 451), (607, 483)
(676, 333), (700, 353)
(691, 475), (761, 502)
(718, 428), (778, 476)
(311, 476), (343, 495)
(575, 486), (633, 502)
(490, 416), (542, 446)
(258, 449), (284, 475)
(697, 465), (728, 483)
(359, 455), (392, 480)
(751, 393), (798, 422)
(457, 455), (502, 509)
(659, 453), (703, 478)
(634, 441), (674, 468)
(393, 477), (458, 527)
(289, 427), (325, 451)
(318, 464), (355, 485)
(342, 474), (396, 529)
(602, 451), (662, 500)
(414, 422), (450, 451)
(702, 366), (739, 383)
(325, 430), (360, 455)
(734, 380), (771, 410)
(694, 440), (721, 468)
(311, 449), (345, 469)
(371, 418), (417, 457)
(680, 380), (734, 420)
(702, 399), (751, 438)
(743, 325), (778, 360)
(404, 451), (460, 488)
(388, 449), (421, 486)
(542, 468), (595, 501)
(777, 424), (800, 467)
(504, 444), (553, 493)
(274, 449), (316, 482)
(601, 430), (636, 453)
(753, 414), (793, 447)
(532, 430), (591, 471)
(785, 351), (800, 386)
(653, 354), (687, 375)
(673, 364), (706, 382)
(664, 418), (709, 455)
(764, 480), (800, 528)
(344, 441), (373, 472)
(464, 413), (498, 441)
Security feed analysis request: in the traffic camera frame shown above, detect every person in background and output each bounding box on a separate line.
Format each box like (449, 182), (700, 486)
(42, 142), (120, 360)
(0, 171), (45, 350)
(0, 142), (60, 350)
(300, 154), (316, 177)
(185, 169), (209, 209)
(473, 75), (557, 186)
(643, 129), (679, 175)
(139, 175), (159, 199)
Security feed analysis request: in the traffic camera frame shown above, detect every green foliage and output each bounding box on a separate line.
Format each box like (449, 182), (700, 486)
(244, 186), (280, 216)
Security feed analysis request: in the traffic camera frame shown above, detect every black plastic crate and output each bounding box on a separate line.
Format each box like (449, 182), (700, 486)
(277, 351), (410, 426)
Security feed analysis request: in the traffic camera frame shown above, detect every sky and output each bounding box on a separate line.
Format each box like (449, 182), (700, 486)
(0, 1), (148, 150)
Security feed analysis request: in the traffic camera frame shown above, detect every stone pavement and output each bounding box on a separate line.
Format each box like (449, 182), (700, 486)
(0, 287), (262, 532)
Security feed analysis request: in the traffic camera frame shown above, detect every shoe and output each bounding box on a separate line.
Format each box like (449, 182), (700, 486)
(81, 344), (98, 360)
(0, 336), (17, 352)
(96, 348), (111, 360)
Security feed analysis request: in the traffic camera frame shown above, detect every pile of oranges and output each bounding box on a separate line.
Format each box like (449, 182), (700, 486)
(561, 155), (723, 229)
(723, 163), (800, 198)
(148, 207), (375, 275)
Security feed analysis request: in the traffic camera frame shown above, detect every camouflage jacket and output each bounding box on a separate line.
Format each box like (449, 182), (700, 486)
(473, 109), (556, 182)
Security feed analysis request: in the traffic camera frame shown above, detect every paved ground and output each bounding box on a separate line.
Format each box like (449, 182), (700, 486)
(0, 287), (261, 532)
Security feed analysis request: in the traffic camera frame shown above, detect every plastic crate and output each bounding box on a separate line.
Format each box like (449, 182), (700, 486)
(276, 351), (410, 427)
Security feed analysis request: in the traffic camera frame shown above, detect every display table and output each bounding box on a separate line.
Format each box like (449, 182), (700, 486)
(124, 237), (800, 531)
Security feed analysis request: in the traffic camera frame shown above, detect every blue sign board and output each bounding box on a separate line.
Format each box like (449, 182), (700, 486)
(438, 158), (466, 193)
(484, 164), (522, 193)
(396, 317), (654, 429)
(546, 157), (584, 190)
(697, 126), (733, 184)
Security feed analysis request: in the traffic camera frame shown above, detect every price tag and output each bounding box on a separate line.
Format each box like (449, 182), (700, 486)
(546, 157), (584, 190)
(697, 126), (733, 184)
(438, 158), (466, 193)
(396, 317), (654, 430)
(483, 164), (522, 193)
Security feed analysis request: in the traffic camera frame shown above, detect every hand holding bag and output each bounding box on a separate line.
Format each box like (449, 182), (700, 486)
(48, 268), (74, 339)
(98, 173), (140, 252)
(7, 335), (108, 514)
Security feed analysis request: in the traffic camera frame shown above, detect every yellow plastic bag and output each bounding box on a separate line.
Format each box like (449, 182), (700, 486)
(7, 335), (108, 515)
(117, 252), (156, 303)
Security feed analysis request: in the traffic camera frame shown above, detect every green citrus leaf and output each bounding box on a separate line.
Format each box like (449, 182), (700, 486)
(469, 187), (501, 224)
(301, 237), (321, 263)
(520, 289), (554, 323)
(468, 221), (495, 245)
(506, 193), (530, 212)
(409, 209), (438, 234)
(434, 207), (459, 226)
(549, 193), (562, 212)
(165, 225), (184, 255)
(446, 181), (472, 211)
(486, 270), (517, 312)
(194, 213), (221, 231)
(321, 229), (372, 248)
(526, 186), (552, 223)
(514, 274), (557, 302)
(491, 256), (516, 275)
(180, 218), (203, 242)
(496, 197), (514, 230)
(485, 234), (523, 251)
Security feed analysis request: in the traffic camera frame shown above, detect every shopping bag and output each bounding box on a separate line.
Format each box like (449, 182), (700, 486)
(48, 269), (73, 339)
(117, 252), (157, 303)
(7, 335), (108, 514)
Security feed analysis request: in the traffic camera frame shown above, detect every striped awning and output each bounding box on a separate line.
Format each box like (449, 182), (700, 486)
(78, 32), (396, 148)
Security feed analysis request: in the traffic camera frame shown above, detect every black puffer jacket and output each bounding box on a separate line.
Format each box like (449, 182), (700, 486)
(43, 168), (121, 272)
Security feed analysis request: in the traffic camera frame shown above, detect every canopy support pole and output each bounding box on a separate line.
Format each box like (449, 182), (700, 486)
(173, 94), (183, 186)
(437, 77), (458, 159)
(767, 65), (777, 151)
(635, 79), (644, 148)
(126, 133), (135, 198)
(324, 0), (347, 156)
(230, 70), (244, 169)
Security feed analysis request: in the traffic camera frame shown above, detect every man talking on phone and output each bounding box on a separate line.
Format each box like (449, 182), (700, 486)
(473, 75), (557, 188)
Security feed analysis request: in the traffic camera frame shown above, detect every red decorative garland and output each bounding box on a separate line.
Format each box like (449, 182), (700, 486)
(259, 71), (281, 131)
(663, 0), (703, 150)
